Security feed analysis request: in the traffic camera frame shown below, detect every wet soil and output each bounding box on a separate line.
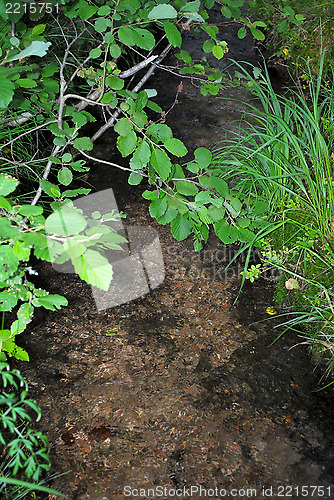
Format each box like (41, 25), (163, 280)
(18, 13), (334, 500)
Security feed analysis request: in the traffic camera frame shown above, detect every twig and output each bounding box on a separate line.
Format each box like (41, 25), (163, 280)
(78, 150), (149, 176)
(0, 120), (57, 151)
(91, 18), (192, 141)
(30, 145), (63, 206)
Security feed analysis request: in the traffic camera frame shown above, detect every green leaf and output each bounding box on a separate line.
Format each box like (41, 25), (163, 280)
(215, 221), (239, 244)
(99, 5), (111, 15)
(8, 41), (51, 62)
(63, 188), (91, 197)
(58, 167), (73, 186)
(18, 205), (43, 217)
(150, 148), (172, 180)
(11, 304), (34, 335)
(10, 38), (21, 48)
(163, 21), (182, 47)
(2, 340), (15, 356)
(66, 0), (98, 20)
(171, 214), (192, 241)
(45, 207), (87, 236)
(283, 5), (295, 17)
(221, 5), (232, 17)
(128, 172), (143, 185)
(200, 83), (219, 96)
(109, 43), (122, 58)
(32, 23), (46, 35)
(62, 152), (73, 162)
(135, 90), (148, 111)
(238, 217), (251, 228)
(0, 196), (11, 212)
(203, 39), (215, 53)
(0, 289), (19, 311)
(100, 92), (118, 105)
(250, 27), (265, 41)
(117, 131), (137, 157)
(157, 206), (178, 225)
(195, 191), (213, 205)
(0, 330), (11, 341)
(42, 63), (59, 77)
(0, 173), (19, 196)
(208, 177), (228, 196)
(114, 117), (133, 136)
(238, 27), (247, 39)
(295, 14), (305, 21)
(40, 180), (61, 198)
(194, 147), (212, 168)
(168, 196), (188, 215)
(16, 78), (37, 88)
(254, 21), (267, 28)
(173, 163), (185, 179)
(13, 347), (29, 361)
(223, 197), (242, 217)
(130, 140), (151, 170)
(174, 180), (198, 196)
(147, 123), (173, 141)
(176, 49), (192, 65)
(142, 190), (159, 200)
(149, 197), (168, 219)
(89, 48), (102, 59)
(205, 25), (219, 38)
(212, 44), (225, 60)
(33, 294), (68, 311)
(73, 137), (93, 151)
(186, 162), (200, 173)
(95, 17), (108, 33)
(53, 137), (67, 147)
(198, 207), (214, 224)
(0, 246), (19, 281)
(118, 26), (136, 46)
(253, 199), (269, 215)
(164, 138), (188, 157)
(148, 4), (177, 19)
(73, 249), (114, 291)
(105, 75), (124, 90)
(0, 76), (14, 108)
(133, 28), (155, 50)
(278, 19), (289, 33)
(206, 206), (225, 221)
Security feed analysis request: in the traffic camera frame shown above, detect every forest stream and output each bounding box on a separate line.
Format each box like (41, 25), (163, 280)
(19, 12), (334, 500)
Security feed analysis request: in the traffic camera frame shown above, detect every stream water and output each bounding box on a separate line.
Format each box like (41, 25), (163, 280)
(19, 12), (334, 500)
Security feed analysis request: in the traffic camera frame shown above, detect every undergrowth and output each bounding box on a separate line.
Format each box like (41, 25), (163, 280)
(213, 51), (334, 381)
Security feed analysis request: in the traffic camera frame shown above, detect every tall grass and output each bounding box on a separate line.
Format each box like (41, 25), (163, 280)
(213, 52), (334, 378)
(214, 54), (334, 248)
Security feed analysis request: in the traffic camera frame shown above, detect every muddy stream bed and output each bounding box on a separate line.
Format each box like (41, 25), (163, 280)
(19, 15), (334, 500)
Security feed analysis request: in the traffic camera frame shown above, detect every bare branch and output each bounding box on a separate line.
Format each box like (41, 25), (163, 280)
(0, 120), (57, 151)
(30, 145), (63, 206)
(91, 19), (192, 141)
(3, 113), (34, 127)
(78, 150), (149, 177)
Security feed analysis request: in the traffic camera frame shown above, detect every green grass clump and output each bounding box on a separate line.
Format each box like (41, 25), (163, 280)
(212, 51), (334, 379)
